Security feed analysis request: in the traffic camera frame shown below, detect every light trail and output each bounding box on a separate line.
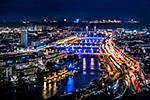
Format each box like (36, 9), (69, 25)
(109, 57), (121, 69)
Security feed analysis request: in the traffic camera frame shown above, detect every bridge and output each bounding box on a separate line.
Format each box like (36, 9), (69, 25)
(72, 52), (109, 56)
(54, 45), (100, 49)
(79, 37), (105, 40)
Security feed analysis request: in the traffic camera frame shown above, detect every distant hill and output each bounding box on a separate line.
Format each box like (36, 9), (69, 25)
(0, 21), (150, 29)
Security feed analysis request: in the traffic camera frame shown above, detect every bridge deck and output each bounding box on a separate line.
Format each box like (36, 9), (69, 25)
(74, 52), (109, 56)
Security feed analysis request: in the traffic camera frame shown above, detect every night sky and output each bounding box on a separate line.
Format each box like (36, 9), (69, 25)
(0, 0), (150, 21)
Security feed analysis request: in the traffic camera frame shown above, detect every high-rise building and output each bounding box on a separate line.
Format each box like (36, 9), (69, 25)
(21, 29), (28, 46)
(35, 25), (37, 31)
(94, 26), (96, 33)
(86, 26), (88, 33)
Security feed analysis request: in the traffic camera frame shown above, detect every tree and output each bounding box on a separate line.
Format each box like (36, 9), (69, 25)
(74, 54), (79, 60)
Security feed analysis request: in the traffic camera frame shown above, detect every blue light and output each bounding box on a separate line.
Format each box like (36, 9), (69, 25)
(25, 30), (28, 46)
(54, 64), (59, 68)
(68, 63), (74, 69)
(66, 48), (68, 51)
(122, 30), (125, 32)
(94, 33), (97, 35)
(108, 85), (111, 89)
(65, 76), (74, 92)
(77, 34), (81, 36)
(114, 87), (117, 90)
(72, 47), (74, 51)
(76, 19), (79, 23)
(100, 91), (104, 93)
(68, 70), (73, 74)
(67, 48), (99, 53)
(36, 44), (47, 49)
(122, 49), (125, 53)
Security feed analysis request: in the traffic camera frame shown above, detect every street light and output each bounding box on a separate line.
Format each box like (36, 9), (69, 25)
(102, 83), (105, 87)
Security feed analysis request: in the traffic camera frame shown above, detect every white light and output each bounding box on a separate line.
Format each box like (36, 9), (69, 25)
(44, 82), (46, 87)
(49, 80), (51, 83)
(54, 78), (56, 81)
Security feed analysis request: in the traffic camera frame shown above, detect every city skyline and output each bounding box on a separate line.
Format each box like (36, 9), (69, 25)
(1, 0), (150, 21)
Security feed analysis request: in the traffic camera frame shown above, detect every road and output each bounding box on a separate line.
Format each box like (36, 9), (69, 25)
(99, 37), (148, 99)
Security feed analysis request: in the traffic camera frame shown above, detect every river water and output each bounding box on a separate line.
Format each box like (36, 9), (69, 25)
(43, 54), (101, 99)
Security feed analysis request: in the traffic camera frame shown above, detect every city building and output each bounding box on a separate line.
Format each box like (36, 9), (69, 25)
(21, 29), (28, 46)
(94, 26), (96, 33)
(86, 26), (88, 33)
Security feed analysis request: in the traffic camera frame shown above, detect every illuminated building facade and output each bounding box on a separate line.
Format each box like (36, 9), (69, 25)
(21, 29), (28, 46)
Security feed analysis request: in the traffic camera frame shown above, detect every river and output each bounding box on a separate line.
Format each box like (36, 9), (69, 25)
(42, 54), (101, 99)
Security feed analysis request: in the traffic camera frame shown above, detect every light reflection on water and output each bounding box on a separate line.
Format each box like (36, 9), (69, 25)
(91, 58), (95, 70)
(42, 85), (47, 99)
(53, 82), (57, 95)
(83, 58), (86, 70)
(47, 84), (52, 98)
(42, 55), (101, 99)
(65, 76), (75, 92)
(83, 71), (86, 75)
(67, 76), (74, 85)
(90, 72), (95, 75)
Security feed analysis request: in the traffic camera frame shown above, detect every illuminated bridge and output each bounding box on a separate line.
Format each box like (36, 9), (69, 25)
(73, 52), (108, 56)
(54, 45), (100, 49)
(79, 37), (105, 40)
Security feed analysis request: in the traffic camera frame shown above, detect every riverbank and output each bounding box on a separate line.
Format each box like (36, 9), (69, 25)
(0, 53), (81, 100)
(47, 55), (104, 100)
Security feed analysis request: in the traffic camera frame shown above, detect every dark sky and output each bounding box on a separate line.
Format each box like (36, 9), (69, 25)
(0, 0), (150, 21)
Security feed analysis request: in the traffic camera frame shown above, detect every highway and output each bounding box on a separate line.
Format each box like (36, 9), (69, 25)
(100, 38), (147, 99)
